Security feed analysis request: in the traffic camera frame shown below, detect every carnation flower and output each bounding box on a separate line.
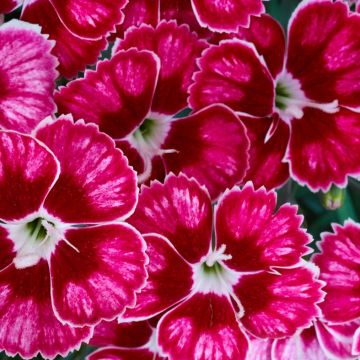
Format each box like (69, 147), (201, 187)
(119, 174), (323, 359)
(0, 116), (147, 358)
(189, 0), (360, 191)
(55, 22), (250, 200)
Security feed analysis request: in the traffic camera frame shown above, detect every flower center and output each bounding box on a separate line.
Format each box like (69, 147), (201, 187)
(275, 71), (339, 124)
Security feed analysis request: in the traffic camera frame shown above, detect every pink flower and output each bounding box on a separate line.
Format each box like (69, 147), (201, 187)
(88, 319), (166, 359)
(55, 22), (250, 200)
(0, 20), (57, 133)
(119, 174), (323, 359)
(189, 0), (360, 191)
(0, 116), (147, 358)
(5, 0), (129, 78)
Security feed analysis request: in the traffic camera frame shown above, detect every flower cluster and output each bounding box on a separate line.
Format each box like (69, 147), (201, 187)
(0, 0), (360, 359)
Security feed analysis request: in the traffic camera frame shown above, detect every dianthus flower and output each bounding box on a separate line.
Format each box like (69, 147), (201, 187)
(88, 318), (165, 359)
(189, 0), (360, 191)
(0, 116), (147, 358)
(118, 174), (323, 359)
(55, 22), (250, 200)
(1, 0), (128, 78)
(0, 20), (57, 133)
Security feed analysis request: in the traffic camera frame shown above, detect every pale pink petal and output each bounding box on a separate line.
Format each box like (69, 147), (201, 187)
(246, 337), (272, 360)
(0, 0), (22, 13)
(162, 104), (249, 200)
(51, 223), (147, 326)
(22, 0), (107, 79)
(0, 261), (92, 359)
(313, 220), (360, 323)
(287, 0), (360, 108)
(158, 293), (249, 359)
(35, 117), (138, 224)
(0, 20), (57, 133)
(287, 107), (360, 192)
(353, 326), (360, 355)
(90, 320), (152, 347)
(242, 116), (290, 190)
(0, 131), (59, 222)
(189, 40), (274, 116)
(128, 173), (212, 263)
(235, 267), (323, 338)
(49, 0), (127, 39)
(191, 0), (264, 32)
(88, 347), (155, 360)
(55, 49), (159, 139)
(215, 183), (311, 272)
(124, 234), (193, 321)
(115, 21), (207, 115)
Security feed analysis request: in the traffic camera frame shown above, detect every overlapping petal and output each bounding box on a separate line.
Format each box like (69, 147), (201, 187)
(55, 49), (159, 139)
(157, 293), (249, 360)
(128, 173), (212, 263)
(50, 223), (147, 326)
(162, 105), (249, 200)
(0, 20), (57, 132)
(189, 40), (274, 116)
(287, 107), (360, 192)
(115, 20), (207, 115)
(0, 0), (22, 14)
(215, 183), (311, 272)
(0, 131), (59, 222)
(313, 220), (360, 323)
(88, 347), (156, 360)
(35, 116), (138, 224)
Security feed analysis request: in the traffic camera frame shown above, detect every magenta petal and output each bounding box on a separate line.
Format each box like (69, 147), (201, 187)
(189, 40), (274, 116)
(287, 107), (360, 192)
(0, 131), (59, 222)
(0, 0), (21, 13)
(191, 0), (264, 32)
(314, 220), (360, 323)
(246, 337), (272, 360)
(242, 116), (290, 190)
(51, 224), (147, 326)
(162, 104), (249, 200)
(49, 0), (127, 39)
(90, 319), (152, 347)
(0, 261), (91, 359)
(36, 117), (137, 224)
(129, 173), (212, 263)
(215, 184), (311, 272)
(0, 226), (15, 271)
(22, 0), (107, 79)
(88, 347), (155, 360)
(287, 0), (360, 108)
(124, 234), (193, 321)
(272, 326), (326, 360)
(158, 293), (249, 359)
(115, 21), (207, 115)
(55, 49), (159, 139)
(0, 20), (57, 132)
(235, 267), (323, 338)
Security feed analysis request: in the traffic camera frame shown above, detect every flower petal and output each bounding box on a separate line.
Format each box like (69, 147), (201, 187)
(115, 20), (207, 115)
(49, 0), (127, 39)
(88, 347), (155, 360)
(22, 0), (107, 79)
(158, 293), (249, 360)
(90, 319), (152, 347)
(215, 183), (311, 272)
(191, 0), (264, 32)
(0, 0), (21, 14)
(313, 220), (360, 323)
(287, 0), (360, 108)
(0, 260), (92, 359)
(287, 107), (360, 192)
(235, 266), (323, 338)
(241, 116), (290, 190)
(162, 104), (249, 200)
(35, 117), (138, 224)
(0, 131), (59, 222)
(246, 337), (272, 360)
(189, 40), (274, 116)
(55, 49), (159, 139)
(0, 20), (57, 133)
(50, 223), (147, 326)
(123, 234), (193, 321)
(128, 173), (212, 263)
(0, 226), (15, 271)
